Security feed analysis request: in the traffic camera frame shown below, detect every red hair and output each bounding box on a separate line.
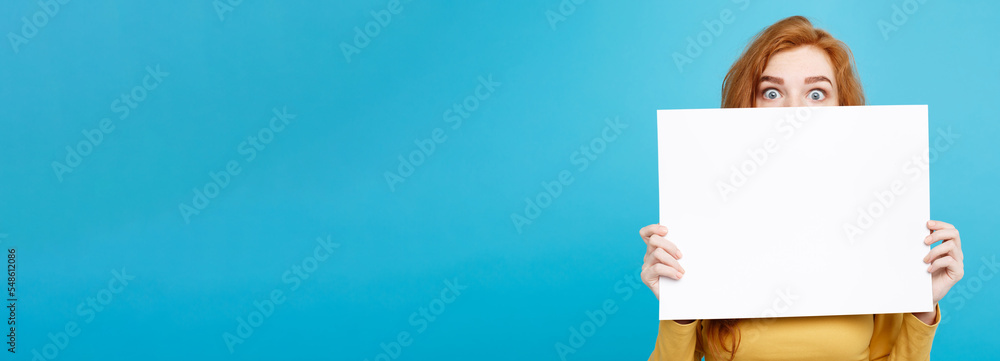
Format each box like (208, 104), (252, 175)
(721, 16), (865, 108)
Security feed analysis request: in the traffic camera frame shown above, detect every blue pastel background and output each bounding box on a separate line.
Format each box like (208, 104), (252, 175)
(1, 0), (997, 360)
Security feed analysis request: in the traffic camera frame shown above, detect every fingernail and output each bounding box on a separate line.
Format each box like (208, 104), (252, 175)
(928, 221), (936, 226)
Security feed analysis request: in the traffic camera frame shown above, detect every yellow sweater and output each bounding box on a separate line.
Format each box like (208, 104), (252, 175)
(649, 305), (940, 361)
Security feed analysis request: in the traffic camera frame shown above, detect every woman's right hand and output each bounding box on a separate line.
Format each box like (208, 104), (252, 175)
(639, 223), (685, 300)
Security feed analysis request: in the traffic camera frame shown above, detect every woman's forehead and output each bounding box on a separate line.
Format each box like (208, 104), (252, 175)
(762, 46), (836, 83)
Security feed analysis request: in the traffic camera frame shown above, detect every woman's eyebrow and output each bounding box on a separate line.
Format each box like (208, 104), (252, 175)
(805, 76), (832, 84)
(759, 75), (783, 84)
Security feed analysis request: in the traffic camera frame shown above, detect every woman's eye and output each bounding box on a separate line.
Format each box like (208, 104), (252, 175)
(808, 89), (826, 101)
(763, 89), (780, 100)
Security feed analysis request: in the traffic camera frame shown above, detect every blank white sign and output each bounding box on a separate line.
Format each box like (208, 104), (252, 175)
(657, 105), (932, 320)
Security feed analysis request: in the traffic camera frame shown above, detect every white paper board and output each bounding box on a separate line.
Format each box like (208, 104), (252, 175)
(657, 105), (932, 320)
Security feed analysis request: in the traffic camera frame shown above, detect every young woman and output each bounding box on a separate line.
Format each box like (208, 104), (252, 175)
(641, 16), (965, 360)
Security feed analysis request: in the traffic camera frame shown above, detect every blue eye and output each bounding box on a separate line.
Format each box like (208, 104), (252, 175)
(763, 89), (781, 100)
(808, 89), (826, 101)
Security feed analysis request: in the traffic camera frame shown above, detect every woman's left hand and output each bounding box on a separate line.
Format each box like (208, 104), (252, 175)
(923, 220), (965, 305)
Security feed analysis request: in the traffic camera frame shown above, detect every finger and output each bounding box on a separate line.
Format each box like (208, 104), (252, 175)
(927, 220), (956, 231)
(643, 247), (655, 265)
(640, 265), (658, 290)
(641, 260), (671, 282)
(651, 263), (684, 280)
(923, 241), (957, 263)
(925, 227), (962, 260)
(643, 248), (656, 269)
(651, 247), (685, 274)
(928, 256), (965, 282)
(927, 255), (960, 275)
(924, 229), (959, 245)
(641, 224), (666, 255)
(648, 234), (683, 260)
(924, 232), (963, 262)
(640, 224), (668, 242)
(642, 245), (663, 270)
